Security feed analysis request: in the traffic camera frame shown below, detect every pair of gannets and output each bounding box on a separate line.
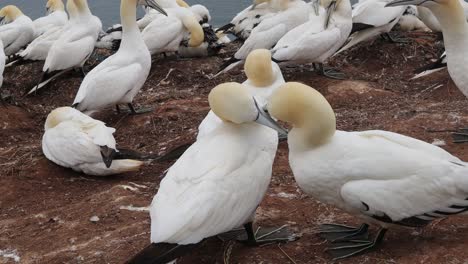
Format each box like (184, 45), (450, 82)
(72, 0), (166, 115)
(43, 107), (145, 176)
(32, 0), (68, 37)
(127, 84), (290, 264)
(336, 0), (406, 54)
(271, 0), (352, 79)
(218, 0), (311, 74)
(28, 0), (102, 95)
(0, 5), (35, 56)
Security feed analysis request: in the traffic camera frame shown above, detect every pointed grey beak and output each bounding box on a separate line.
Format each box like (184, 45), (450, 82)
(385, 0), (426, 7)
(254, 99), (288, 137)
(251, 3), (258, 10)
(312, 0), (321, 16)
(325, 0), (337, 28)
(145, 0), (168, 16)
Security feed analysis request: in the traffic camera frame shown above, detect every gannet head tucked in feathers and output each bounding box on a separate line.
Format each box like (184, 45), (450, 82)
(46, 0), (65, 13)
(244, 49), (276, 87)
(183, 14), (205, 47)
(0, 5), (24, 24)
(209, 82), (287, 134)
(268, 82), (336, 146)
(45, 107), (84, 130)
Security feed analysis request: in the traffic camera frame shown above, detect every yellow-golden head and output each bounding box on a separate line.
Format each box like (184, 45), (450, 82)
(244, 49), (275, 87)
(45, 107), (80, 130)
(0, 5), (23, 23)
(47, 0), (65, 12)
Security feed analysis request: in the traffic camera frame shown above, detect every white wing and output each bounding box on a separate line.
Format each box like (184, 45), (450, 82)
(142, 16), (183, 54)
(353, 1), (403, 27)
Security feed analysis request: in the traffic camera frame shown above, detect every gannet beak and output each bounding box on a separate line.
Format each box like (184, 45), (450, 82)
(325, 0), (337, 28)
(251, 3), (258, 10)
(385, 0), (426, 7)
(0, 17), (4, 24)
(144, 0), (168, 16)
(312, 0), (320, 16)
(254, 98), (288, 137)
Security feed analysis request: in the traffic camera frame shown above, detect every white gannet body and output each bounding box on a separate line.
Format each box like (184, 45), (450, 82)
(42, 107), (144, 176)
(33, 0), (68, 37)
(219, 0), (310, 73)
(0, 5), (35, 56)
(198, 49), (285, 140)
(272, 0), (352, 66)
(142, 5), (204, 55)
(336, 0), (405, 54)
(217, 0), (288, 40)
(73, 0), (167, 115)
(126, 82), (288, 264)
(397, 5), (429, 31)
(268, 82), (468, 259)
(0, 39), (4, 88)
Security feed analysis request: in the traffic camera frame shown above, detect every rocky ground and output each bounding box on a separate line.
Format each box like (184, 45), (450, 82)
(2, 31), (468, 264)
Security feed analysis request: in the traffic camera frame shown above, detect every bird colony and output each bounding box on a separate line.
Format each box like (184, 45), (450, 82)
(2, 0), (468, 262)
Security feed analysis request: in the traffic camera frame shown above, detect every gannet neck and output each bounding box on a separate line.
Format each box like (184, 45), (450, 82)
(428, 0), (467, 36)
(271, 0), (290, 10)
(121, 0), (139, 35)
(72, 0), (91, 16)
(268, 82), (336, 149)
(181, 11), (205, 47)
(245, 49), (275, 87)
(66, 0), (78, 21)
(176, 0), (190, 8)
(0, 5), (24, 22)
(48, 0), (65, 12)
(336, 0), (352, 19)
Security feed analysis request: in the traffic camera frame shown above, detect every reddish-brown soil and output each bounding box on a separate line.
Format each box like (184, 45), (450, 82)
(2, 32), (468, 264)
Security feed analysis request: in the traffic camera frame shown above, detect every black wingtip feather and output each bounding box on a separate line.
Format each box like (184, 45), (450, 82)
(126, 242), (200, 264)
(215, 23), (234, 33)
(217, 57), (241, 75)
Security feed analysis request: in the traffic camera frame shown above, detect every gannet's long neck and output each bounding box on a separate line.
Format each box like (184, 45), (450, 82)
(271, 0), (290, 10)
(120, 0), (143, 50)
(73, 0), (91, 18)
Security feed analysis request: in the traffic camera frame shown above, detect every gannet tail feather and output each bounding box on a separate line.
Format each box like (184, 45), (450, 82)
(25, 69), (72, 96)
(115, 147), (159, 160)
(125, 242), (200, 264)
(5, 56), (30, 68)
(411, 55), (447, 80)
(156, 142), (193, 162)
(216, 23), (234, 34)
(215, 57), (242, 76)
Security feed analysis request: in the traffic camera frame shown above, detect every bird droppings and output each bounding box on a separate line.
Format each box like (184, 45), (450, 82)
(2, 33), (468, 263)
(119, 205), (150, 212)
(89, 216), (100, 223)
(432, 139), (446, 146)
(0, 249), (20, 263)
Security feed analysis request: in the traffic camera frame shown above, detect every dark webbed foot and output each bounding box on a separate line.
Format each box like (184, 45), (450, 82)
(319, 223), (369, 242)
(115, 104), (154, 115)
(325, 227), (387, 260)
(381, 33), (410, 43)
(218, 223), (298, 246)
(313, 63), (346, 80)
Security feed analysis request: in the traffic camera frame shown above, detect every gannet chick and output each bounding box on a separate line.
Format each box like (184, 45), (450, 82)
(397, 6), (429, 31)
(336, 0), (406, 54)
(142, 5), (205, 56)
(33, 0), (68, 37)
(216, 0), (289, 40)
(27, 0), (103, 95)
(72, 0), (167, 115)
(386, 0), (468, 142)
(267, 82), (468, 260)
(11, 0), (77, 64)
(127, 82), (291, 264)
(271, 0), (352, 79)
(217, 0), (311, 74)
(42, 107), (145, 176)
(0, 5), (35, 56)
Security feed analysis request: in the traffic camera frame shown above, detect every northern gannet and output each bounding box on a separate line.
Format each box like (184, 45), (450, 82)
(336, 0), (406, 54)
(386, 0), (468, 142)
(416, 0), (468, 33)
(42, 107), (145, 176)
(11, 0), (77, 64)
(28, 0), (102, 95)
(72, 0), (167, 115)
(127, 82), (291, 264)
(271, 0), (352, 79)
(218, 0), (311, 74)
(142, 5), (205, 56)
(0, 5), (35, 56)
(33, 0), (68, 37)
(397, 6), (429, 31)
(267, 82), (468, 260)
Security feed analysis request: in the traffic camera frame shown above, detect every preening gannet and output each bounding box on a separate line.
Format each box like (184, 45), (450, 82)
(387, 0), (468, 144)
(267, 82), (468, 260)
(142, 5), (205, 56)
(12, 0), (77, 64)
(126, 82), (291, 264)
(42, 107), (145, 176)
(218, 0), (310, 74)
(33, 0), (68, 37)
(27, 0), (102, 95)
(216, 0), (290, 40)
(0, 5), (35, 56)
(271, 0), (352, 79)
(72, 0), (167, 115)
(336, 0), (406, 54)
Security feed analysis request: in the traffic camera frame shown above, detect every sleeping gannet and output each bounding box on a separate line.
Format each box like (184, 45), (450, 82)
(218, 0), (310, 74)
(0, 5), (35, 56)
(142, 5), (204, 56)
(72, 0), (167, 115)
(271, 0), (352, 79)
(387, 0), (468, 144)
(33, 0), (68, 37)
(267, 82), (468, 260)
(43, 107), (145, 176)
(336, 0), (406, 54)
(127, 82), (292, 264)
(27, 0), (102, 95)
